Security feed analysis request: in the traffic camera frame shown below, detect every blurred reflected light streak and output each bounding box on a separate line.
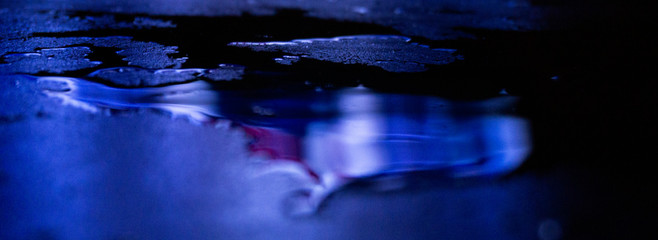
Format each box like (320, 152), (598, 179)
(35, 75), (532, 214)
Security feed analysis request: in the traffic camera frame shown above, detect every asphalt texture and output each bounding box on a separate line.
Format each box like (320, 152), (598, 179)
(1, 0), (656, 239)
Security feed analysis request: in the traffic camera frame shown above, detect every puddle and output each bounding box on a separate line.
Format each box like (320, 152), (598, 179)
(36, 74), (532, 215)
(2, 5), (653, 239)
(2, 10), (533, 217)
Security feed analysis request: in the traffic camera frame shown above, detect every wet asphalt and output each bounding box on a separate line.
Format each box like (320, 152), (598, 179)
(1, 1), (656, 239)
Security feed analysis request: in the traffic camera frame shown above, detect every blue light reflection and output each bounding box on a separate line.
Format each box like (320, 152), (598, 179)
(36, 76), (531, 213)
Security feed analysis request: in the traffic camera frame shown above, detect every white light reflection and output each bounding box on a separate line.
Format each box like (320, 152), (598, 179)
(37, 76), (222, 122)
(300, 88), (532, 212)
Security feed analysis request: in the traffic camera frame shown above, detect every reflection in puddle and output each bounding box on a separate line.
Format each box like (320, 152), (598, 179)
(37, 76), (531, 215)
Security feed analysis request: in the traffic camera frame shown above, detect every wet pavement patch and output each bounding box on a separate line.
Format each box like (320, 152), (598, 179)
(1, 10), (577, 96)
(0, 46), (101, 74)
(30, 10), (405, 68)
(228, 35), (461, 72)
(86, 65), (244, 87)
(1, 36), (185, 75)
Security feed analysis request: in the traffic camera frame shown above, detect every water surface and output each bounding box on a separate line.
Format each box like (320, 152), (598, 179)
(37, 74), (532, 214)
